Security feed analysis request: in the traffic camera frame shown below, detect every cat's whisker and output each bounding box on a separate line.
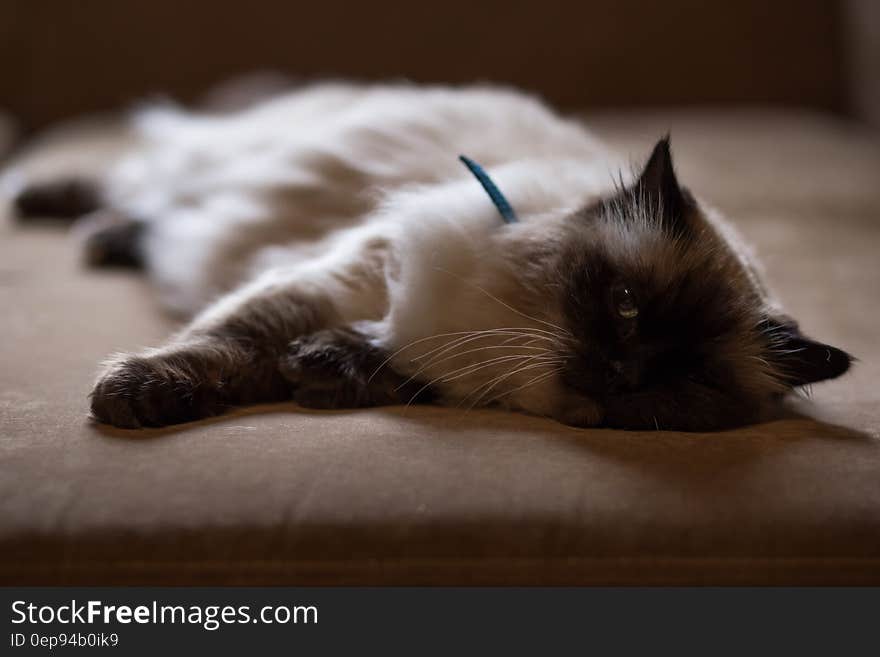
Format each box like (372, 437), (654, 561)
(397, 343), (554, 391)
(404, 353), (543, 406)
(368, 330), (486, 382)
(375, 322), (567, 396)
(483, 367), (562, 406)
(498, 334), (554, 349)
(500, 334), (530, 346)
(368, 328), (544, 382)
(418, 333), (555, 365)
(463, 357), (564, 409)
(407, 350), (563, 405)
(412, 328), (558, 363)
(440, 355), (559, 387)
(432, 266), (576, 344)
(462, 354), (563, 399)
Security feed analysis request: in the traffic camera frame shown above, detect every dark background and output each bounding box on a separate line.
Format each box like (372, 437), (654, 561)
(1, 0), (874, 133)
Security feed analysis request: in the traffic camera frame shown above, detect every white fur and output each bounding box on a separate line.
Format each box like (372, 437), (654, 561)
(13, 82), (774, 422)
(92, 83), (630, 418)
(113, 84), (611, 310)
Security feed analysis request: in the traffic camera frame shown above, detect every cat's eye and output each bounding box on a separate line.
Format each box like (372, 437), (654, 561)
(613, 284), (639, 319)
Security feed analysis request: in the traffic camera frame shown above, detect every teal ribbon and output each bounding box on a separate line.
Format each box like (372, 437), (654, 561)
(459, 155), (519, 224)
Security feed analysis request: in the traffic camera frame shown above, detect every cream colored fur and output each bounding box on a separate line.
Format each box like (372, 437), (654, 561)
(3, 82), (778, 425)
(110, 84), (631, 419)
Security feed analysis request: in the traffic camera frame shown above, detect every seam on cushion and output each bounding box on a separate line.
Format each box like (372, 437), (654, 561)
(4, 556), (880, 585)
(5, 556), (880, 569)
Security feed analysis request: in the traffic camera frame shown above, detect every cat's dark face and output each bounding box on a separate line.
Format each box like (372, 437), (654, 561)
(557, 139), (851, 431)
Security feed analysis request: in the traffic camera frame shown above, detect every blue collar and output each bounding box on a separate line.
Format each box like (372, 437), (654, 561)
(459, 155), (519, 224)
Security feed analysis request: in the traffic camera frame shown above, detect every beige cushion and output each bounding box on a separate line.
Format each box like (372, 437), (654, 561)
(1, 111), (879, 584)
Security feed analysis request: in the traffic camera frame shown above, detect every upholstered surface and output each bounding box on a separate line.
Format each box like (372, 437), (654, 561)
(1, 110), (879, 584)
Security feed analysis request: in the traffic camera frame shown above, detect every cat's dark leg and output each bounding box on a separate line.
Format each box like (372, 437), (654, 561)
(13, 178), (101, 221)
(71, 211), (147, 269)
(14, 177), (146, 269)
(89, 238), (391, 428)
(89, 339), (287, 428)
(90, 284), (335, 428)
(279, 326), (434, 409)
(76, 212), (147, 269)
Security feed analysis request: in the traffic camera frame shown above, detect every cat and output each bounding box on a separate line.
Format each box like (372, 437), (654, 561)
(8, 82), (852, 431)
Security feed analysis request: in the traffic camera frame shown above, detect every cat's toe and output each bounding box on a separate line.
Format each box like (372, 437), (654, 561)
(89, 356), (219, 428)
(279, 332), (349, 382)
(90, 374), (143, 429)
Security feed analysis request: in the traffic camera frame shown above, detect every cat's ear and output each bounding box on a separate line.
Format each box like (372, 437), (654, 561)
(634, 137), (693, 231)
(762, 317), (853, 386)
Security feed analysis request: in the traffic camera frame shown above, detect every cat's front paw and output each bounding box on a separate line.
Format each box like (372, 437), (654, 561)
(279, 328), (434, 409)
(90, 352), (224, 428)
(279, 329), (378, 409)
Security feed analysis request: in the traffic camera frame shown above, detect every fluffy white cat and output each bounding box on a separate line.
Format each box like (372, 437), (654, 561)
(7, 83), (851, 430)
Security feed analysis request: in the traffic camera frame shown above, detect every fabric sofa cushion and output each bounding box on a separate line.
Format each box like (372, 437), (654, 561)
(1, 110), (878, 584)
